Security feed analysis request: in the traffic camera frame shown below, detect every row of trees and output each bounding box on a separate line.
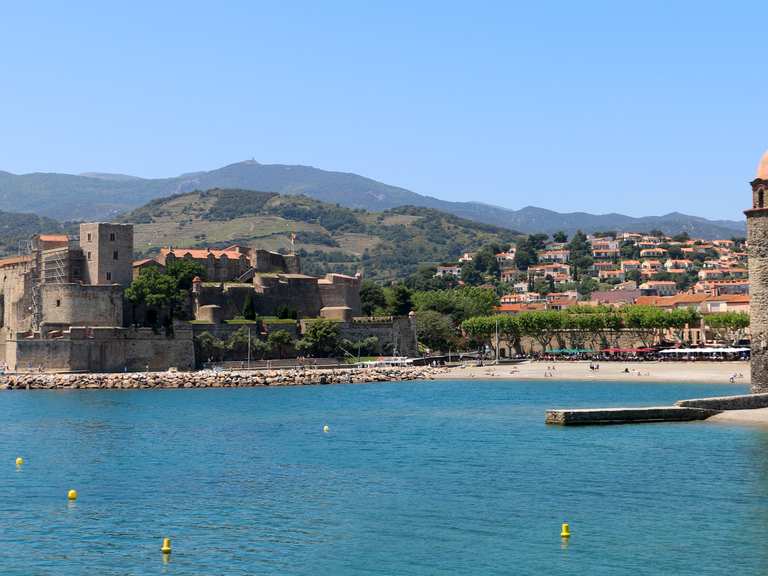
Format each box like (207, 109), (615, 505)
(461, 306), (750, 355)
(195, 320), (382, 363)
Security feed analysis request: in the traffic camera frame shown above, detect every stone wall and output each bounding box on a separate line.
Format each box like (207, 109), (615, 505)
(195, 284), (253, 319)
(41, 284), (123, 329)
(8, 325), (194, 372)
(194, 271), (362, 322)
(0, 259), (33, 335)
(336, 316), (417, 356)
(252, 250), (300, 274)
(676, 393), (768, 410)
(254, 274), (324, 317)
(318, 273), (362, 315)
(747, 202), (768, 392)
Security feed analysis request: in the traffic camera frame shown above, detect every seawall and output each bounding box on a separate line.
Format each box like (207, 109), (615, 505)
(0, 366), (440, 390)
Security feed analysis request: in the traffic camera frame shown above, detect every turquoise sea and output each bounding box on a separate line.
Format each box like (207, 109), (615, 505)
(1, 379), (765, 575)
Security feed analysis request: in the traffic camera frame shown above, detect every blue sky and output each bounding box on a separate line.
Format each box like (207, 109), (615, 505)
(0, 1), (765, 220)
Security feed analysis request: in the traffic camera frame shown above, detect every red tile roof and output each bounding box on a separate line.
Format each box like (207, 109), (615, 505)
(133, 258), (161, 267)
(161, 247), (245, 260)
(0, 255), (32, 269)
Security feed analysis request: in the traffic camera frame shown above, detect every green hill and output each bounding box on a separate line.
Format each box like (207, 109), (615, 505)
(0, 210), (69, 258)
(0, 161), (746, 239)
(121, 188), (520, 281)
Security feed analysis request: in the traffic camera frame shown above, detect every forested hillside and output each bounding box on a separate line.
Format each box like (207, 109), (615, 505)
(121, 188), (520, 280)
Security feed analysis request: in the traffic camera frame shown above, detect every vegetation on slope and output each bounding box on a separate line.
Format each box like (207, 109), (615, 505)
(119, 188), (520, 281)
(0, 210), (70, 258)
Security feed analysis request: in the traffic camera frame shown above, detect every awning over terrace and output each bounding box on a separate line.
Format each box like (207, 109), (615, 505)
(546, 349), (594, 354)
(658, 347), (750, 354)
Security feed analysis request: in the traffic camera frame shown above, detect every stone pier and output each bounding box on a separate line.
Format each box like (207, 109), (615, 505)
(0, 366), (441, 390)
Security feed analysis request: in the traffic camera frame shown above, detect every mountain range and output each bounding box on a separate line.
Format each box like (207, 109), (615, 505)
(0, 161), (746, 239)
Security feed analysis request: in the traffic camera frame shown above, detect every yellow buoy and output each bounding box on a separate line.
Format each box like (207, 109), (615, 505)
(15, 457), (23, 466)
(67, 489), (78, 501)
(560, 522), (571, 538)
(161, 537), (172, 554)
(323, 424), (330, 433)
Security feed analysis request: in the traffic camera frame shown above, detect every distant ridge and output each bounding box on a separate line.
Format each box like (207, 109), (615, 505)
(0, 161), (746, 239)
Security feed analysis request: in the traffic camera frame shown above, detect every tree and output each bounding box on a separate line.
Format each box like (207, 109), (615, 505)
(164, 259), (207, 290)
(707, 312), (750, 344)
(568, 230), (593, 280)
(412, 286), (498, 325)
(460, 261), (483, 285)
(518, 310), (564, 352)
(340, 336), (380, 358)
(125, 268), (180, 328)
(126, 259), (207, 327)
(625, 269), (642, 284)
(404, 266), (452, 291)
(242, 292), (256, 321)
(515, 234), (548, 269)
(267, 330), (295, 359)
(226, 326), (269, 359)
(360, 280), (387, 316)
(386, 283), (413, 316)
(473, 245), (501, 277)
(296, 319), (340, 357)
(576, 277), (599, 297)
(195, 331), (225, 363)
(620, 240), (640, 260)
(552, 231), (568, 243)
(529, 234), (549, 251)
(665, 245), (684, 259)
(275, 305), (298, 320)
(415, 310), (457, 352)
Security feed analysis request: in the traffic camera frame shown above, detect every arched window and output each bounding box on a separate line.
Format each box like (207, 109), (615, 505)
(759, 189), (764, 208)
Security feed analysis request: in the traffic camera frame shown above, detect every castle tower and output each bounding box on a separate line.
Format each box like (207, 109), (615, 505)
(746, 151), (768, 392)
(79, 223), (134, 287)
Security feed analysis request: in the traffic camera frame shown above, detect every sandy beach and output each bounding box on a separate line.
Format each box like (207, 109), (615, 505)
(435, 360), (750, 385)
(707, 408), (768, 427)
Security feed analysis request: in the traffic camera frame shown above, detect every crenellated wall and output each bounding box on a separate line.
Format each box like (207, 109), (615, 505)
(9, 325), (194, 372)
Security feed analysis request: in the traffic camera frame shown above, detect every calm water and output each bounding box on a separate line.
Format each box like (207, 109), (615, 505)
(1, 379), (766, 575)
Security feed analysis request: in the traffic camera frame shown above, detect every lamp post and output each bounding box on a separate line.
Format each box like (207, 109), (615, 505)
(247, 326), (251, 369)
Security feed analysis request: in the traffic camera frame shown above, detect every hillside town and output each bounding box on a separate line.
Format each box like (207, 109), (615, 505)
(437, 230), (748, 316)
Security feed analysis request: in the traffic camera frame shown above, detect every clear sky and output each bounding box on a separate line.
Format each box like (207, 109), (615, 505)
(1, 1), (765, 220)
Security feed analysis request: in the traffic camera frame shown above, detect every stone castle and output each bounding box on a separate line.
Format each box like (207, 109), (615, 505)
(0, 223), (414, 373)
(139, 245), (363, 321)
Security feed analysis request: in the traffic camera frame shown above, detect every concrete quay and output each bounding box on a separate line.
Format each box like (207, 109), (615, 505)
(545, 406), (719, 425)
(547, 393), (768, 426)
(0, 366), (440, 390)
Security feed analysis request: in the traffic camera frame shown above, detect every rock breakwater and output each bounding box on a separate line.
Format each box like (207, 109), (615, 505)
(1, 366), (441, 390)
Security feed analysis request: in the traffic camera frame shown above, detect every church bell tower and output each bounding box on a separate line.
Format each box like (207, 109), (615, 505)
(746, 151), (768, 392)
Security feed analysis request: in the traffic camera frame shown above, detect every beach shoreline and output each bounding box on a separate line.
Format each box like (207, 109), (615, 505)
(435, 360), (750, 385)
